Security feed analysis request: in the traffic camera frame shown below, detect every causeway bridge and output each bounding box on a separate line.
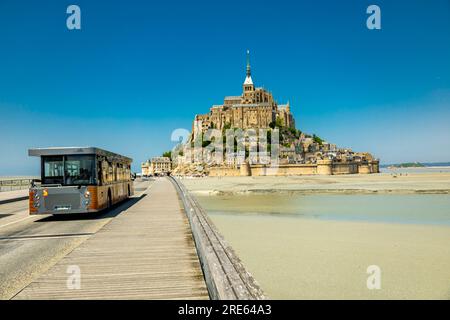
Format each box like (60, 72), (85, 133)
(0, 177), (265, 300)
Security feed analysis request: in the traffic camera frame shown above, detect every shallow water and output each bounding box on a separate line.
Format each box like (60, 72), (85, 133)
(197, 194), (450, 226)
(195, 194), (450, 299)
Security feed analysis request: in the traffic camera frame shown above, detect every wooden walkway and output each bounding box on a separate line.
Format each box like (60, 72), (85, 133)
(14, 178), (209, 299)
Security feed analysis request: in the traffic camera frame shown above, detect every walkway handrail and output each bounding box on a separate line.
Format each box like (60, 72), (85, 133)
(0, 179), (34, 192)
(170, 176), (266, 300)
(0, 178), (33, 186)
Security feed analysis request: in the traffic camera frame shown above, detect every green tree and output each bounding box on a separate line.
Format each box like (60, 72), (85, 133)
(162, 151), (172, 158)
(223, 122), (231, 131)
(275, 117), (284, 128)
(288, 127), (297, 136)
(313, 134), (324, 145)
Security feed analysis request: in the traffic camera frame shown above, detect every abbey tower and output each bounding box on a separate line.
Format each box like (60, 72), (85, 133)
(193, 51), (295, 134)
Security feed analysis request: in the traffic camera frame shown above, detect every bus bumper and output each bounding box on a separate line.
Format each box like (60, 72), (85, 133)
(29, 186), (93, 215)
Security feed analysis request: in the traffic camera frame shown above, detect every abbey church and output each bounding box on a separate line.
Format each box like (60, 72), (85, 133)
(172, 52), (380, 177)
(193, 52), (295, 133)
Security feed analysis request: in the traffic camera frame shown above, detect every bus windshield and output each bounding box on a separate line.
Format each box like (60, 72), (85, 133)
(42, 155), (96, 185)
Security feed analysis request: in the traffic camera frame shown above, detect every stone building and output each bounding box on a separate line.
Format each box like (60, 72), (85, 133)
(141, 161), (150, 176)
(192, 51), (295, 134)
(141, 157), (171, 176)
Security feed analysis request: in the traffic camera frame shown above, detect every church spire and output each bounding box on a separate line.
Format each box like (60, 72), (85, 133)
(244, 50), (253, 86)
(246, 50), (251, 77)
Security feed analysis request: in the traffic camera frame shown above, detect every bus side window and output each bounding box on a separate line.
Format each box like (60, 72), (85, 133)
(119, 164), (123, 181)
(102, 161), (109, 184)
(98, 160), (103, 185)
(108, 162), (113, 183)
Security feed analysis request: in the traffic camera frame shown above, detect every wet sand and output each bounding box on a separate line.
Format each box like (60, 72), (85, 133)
(180, 172), (450, 195)
(181, 172), (450, 299)
(209, 214), (450, 299)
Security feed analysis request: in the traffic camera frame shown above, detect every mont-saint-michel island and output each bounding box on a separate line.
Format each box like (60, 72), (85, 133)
(167, 53), (380, 177)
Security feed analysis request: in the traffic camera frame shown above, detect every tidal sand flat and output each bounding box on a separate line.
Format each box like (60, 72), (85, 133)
(180, 172), (450, 196)
(182, 173), (450, 299)
(204, 212), (450, 299)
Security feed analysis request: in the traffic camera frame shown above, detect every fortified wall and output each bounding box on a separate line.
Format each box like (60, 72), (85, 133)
(208, 160), (380, 177)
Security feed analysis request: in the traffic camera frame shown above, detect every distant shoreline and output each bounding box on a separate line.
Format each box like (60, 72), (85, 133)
(381, 162), (450, 168)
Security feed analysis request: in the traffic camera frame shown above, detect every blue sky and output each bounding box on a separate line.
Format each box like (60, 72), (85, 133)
(0, 0), (449, 175)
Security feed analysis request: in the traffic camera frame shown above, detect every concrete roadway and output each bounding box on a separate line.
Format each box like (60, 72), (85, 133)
(0, 179), (152, 299)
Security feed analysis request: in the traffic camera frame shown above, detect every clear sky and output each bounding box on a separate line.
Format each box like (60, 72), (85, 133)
(0, 0), (449, 175)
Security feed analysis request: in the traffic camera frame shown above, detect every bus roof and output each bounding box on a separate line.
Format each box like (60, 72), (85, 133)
(28, 147), (133, 163)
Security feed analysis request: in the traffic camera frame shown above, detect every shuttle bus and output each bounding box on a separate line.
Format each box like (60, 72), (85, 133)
(28, 147), (134, 215)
